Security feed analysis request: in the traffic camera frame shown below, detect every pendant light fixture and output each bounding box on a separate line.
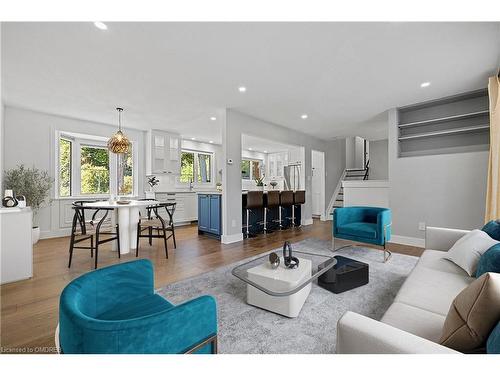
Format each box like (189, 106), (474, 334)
(107, 107), (130, 154)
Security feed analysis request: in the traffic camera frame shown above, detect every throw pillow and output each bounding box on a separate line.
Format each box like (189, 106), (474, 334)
(487, 322), (500, 354)
(439, 272), (500, 352)
(476, 243), (500, 277)
(444, 229), (499, 276)
(482, 220), (500, 241)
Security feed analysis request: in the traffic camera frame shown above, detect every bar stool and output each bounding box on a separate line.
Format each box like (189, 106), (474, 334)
(292, 190), (306, 227)
(243, 191), (264, 238)
(278, 191), (294, 229)
(264, 190), (280, 233)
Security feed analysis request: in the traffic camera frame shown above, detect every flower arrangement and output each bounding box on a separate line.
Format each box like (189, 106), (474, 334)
(147, 175), (159, 188)
(255, 176), (265, 187)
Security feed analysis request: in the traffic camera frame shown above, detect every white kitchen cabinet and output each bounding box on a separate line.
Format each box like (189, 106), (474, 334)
(146, 130), (181, 175)
(267, 152), (289, 178)
(154, 192), (197, 224)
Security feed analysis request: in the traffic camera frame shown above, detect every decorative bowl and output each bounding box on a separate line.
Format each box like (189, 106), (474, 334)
(269, 252), (280, 269)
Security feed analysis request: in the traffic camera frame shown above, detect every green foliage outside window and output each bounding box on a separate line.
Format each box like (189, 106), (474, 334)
(180, 151), (194, 183)
(80, 146), (110, 194)
(59, 138), (71, 197)
(118, 148), (133, 195)
(241, 160), (250, 179)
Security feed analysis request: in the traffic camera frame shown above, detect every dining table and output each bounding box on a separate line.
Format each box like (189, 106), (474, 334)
(81, 200), (159, 255)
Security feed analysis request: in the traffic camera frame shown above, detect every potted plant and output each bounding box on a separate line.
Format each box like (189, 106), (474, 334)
(147, 175), (159, 192)
(3, 165), (54, 244)
(255, 176), (265, 191)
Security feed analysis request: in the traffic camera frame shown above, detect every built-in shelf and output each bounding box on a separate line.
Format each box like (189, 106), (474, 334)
(398, 124), (489, 141)
(397, 89), (490, 158)
(398, 110), (489, 129)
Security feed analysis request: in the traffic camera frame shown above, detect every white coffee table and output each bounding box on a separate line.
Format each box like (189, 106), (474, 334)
(232, 251), (336, 318)
(247, 257), (312, 317)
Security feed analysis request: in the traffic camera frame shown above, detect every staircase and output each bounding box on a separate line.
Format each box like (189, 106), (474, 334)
(330, 160), (370, 211)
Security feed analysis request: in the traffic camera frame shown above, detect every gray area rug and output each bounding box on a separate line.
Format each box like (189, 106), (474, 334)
(156, 238), (418, 354)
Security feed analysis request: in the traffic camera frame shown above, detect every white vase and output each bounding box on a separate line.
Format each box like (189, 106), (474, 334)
(32, 226), (40, 245)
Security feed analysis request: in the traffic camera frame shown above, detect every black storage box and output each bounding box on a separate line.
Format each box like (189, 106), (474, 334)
(318, 255), (369, 293)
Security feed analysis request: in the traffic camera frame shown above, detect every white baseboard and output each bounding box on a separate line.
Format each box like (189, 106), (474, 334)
(302, 218), (314, 226)
(221, 233), (244, 244)
(390, 235), (425, 248)
(41, 228), (71, 239)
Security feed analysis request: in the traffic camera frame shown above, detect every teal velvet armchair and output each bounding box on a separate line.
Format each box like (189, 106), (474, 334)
(58, 259), (218, 354)
(332, 206), (392, 262)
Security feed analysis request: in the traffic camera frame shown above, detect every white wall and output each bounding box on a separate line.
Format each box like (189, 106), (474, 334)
(368, 139), (388, 180)
(388, 108), (488, 243)
(0, 23), (3, 195)
(3, 106), (146, 238)
(222, 109), (345, 243)
(345, 136), (365, 169)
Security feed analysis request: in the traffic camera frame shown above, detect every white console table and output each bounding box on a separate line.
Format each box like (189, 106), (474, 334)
(0, 207), (33, 284)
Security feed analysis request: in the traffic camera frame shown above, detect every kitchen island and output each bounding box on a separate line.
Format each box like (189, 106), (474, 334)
(242, 190), (302, 236)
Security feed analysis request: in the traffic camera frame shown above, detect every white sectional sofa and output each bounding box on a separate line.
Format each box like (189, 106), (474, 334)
(337, 226), (475, 354)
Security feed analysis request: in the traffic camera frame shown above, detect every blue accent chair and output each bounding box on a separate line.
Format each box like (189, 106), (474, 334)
(59, 259), (218, 354)
(332, 206), (392, 262)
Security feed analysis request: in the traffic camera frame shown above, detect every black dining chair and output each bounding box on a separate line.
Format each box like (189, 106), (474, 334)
(136, 202), (177, 258)
(68, 201), (121, 269)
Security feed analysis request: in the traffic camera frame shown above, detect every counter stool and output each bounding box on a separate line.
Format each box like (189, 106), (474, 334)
(264, 190), (280, 233)
(292, 190), (306, 227)
(243, 191), (264, 238)
(278, 191), (294, 230)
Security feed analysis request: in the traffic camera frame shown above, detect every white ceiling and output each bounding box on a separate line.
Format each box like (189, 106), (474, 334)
(2, 22), (499, 142)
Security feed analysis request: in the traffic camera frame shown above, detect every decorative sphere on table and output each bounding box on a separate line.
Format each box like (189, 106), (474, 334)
(269, 252), (280, 269)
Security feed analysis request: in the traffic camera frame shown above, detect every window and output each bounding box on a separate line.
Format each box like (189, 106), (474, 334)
(179, 150), (213, 185)
(80, 145), (110, 195)
(241, 160), (250, 179)
(56, 131), (136, 198)
(197, 153), (212, 183)
(180, 151), (195, 183)
(59, 138), (72, 197)
(118, 148), (133, 195)
(241, 159), (262, 180)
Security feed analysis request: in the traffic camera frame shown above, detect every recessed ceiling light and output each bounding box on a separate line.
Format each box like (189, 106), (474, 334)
(301, 114), (308, 119)
(210, 116), (217, 121)
(94, 22), (108, 30)
(238, 86), (247, 93)
(209, 140), (214, 144)
(420, 82), (431, 88)
(191, 137), (196, 141)
(248, 147), (253, 151)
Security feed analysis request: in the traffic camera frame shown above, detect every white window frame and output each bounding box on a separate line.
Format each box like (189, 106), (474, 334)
(241, 158), (263, 181)
(177, 149), (215, 187)
(55, 130), (138, 199)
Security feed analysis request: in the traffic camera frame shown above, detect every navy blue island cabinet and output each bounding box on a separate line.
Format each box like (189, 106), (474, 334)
(197, 193), (222, 238)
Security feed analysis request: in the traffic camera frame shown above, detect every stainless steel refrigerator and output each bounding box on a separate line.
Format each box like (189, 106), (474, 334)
(283, 163), (301, 190)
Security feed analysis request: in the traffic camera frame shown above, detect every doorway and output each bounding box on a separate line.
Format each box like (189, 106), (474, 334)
(311, 150), (325, 220)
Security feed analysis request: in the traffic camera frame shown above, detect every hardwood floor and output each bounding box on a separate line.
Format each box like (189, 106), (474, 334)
(0, 219), (423, 352)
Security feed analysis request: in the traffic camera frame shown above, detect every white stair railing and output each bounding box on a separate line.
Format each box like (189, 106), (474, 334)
(326, 169), (346, 219)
